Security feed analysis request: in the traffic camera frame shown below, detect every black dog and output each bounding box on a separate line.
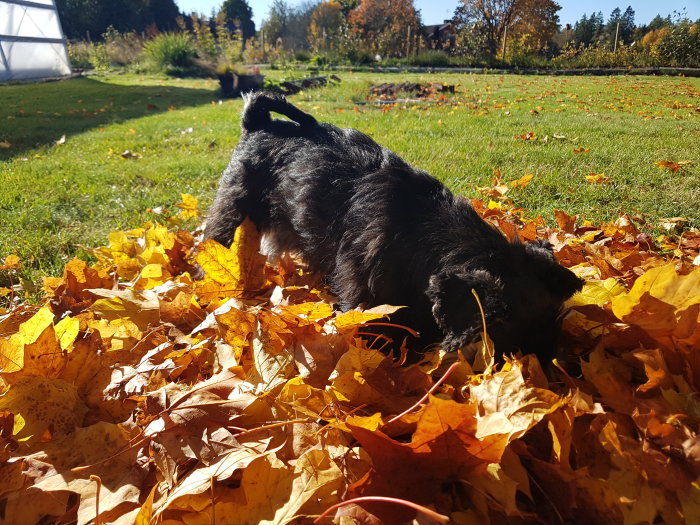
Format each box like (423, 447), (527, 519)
(205, 92), (583, 361)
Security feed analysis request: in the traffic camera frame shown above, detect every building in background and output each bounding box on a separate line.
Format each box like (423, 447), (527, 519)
(0, 0), (71, 81)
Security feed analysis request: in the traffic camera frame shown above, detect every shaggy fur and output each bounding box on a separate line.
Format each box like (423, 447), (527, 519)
(205, 92), (583, 361)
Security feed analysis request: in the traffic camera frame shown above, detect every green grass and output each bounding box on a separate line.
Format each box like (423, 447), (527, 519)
(1, 71), (699, 289)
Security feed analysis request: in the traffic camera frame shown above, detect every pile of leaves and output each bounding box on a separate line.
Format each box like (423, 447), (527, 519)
(369, 82), (456, 101)
(1, 192), (700, 524)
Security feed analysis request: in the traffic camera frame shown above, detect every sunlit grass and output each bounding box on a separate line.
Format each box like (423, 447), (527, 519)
(0, 71), (698, 286)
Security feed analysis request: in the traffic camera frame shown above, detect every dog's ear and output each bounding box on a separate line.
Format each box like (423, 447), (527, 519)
(426, 269), (506, 351)
(525, 241), (583, 301)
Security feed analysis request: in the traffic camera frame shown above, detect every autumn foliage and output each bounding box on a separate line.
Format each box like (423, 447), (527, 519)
(347, 0), (421, 58)
(2, 192), (700, 524)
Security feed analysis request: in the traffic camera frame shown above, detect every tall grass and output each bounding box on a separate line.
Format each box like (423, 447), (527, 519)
(143, 33), (198, 74)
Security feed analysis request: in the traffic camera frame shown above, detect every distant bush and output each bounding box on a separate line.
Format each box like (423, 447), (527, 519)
(89, 43), (111, 71)
(294, 50), (312, 62)
(406, 50), (451, 67)
(67, 41), (92, 68)
(309, 54), (331, 68)
(343, 48), (375, 65)
(143, 33), (198, 74)
(657, 20), (700, 67)
(552, 42), (659, 69)
(103, 27), (143, 67)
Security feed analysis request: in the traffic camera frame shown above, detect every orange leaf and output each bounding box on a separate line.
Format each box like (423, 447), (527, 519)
(514, 131), (536, 141)
(655, 160), (690, 172)
(554, 210), (577, 233)
(0, 254), (20, 270)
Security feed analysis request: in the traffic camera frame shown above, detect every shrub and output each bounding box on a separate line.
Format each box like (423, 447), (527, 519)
(309, 54), (331, 68)
(90, 43), (111, 71)
(657, 20), (700, 67)
(294, 50), (312, 62)
(240, 38), (267, 64)
(143, 32), (198, 74)
(67, 41), (92, 68)
(407, 50), (451, 67)
(342, 47), (375, 65)
(551, 42), (659, 69)
(103, 26), (143, 67)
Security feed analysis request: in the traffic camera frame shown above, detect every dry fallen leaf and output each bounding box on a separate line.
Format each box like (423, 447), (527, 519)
(120, 150), (142, 159)
(655, 160), (692, 172)
(585, 172), (611, 184)
(509, 173), (534, 188)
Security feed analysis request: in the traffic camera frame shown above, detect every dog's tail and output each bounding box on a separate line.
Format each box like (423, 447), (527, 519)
(241, 91), (317, 133)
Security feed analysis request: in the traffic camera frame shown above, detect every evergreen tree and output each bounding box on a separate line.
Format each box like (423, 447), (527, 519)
(573, 13), (593, 45)
(591, 11), (605, 43)
(56, 0), (180, 39)
(648, 14), (672, 31)
(604, 7), (622, 45)
(146, 0), (181, 32)
(620, 6), (635, 43)
(220, 0), (256, 41)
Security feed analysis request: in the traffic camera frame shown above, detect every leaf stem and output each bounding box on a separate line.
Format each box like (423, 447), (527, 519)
(313, 496), (449, 523)
(385, 361), (461, 424)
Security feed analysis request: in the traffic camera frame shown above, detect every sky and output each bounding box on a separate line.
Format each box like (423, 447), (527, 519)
(175, 0), (700, 28)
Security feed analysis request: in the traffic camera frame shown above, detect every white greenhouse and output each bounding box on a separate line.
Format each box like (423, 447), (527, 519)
(0, 0), (71, 81)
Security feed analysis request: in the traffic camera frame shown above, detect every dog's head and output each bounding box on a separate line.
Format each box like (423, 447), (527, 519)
(426, 239), (583, 361)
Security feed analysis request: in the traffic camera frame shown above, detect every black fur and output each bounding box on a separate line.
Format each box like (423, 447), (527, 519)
(205, 92), (583, 361)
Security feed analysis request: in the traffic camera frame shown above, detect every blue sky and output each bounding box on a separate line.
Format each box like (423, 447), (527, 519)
(175, 0), (699, 28)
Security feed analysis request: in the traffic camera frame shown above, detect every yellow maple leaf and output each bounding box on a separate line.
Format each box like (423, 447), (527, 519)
(141, 223), (175, 267)
(568, 278), (627, 307)
(509, 173), (534, 188)
(611, 264), (700, 338)
(334, 305), (403, 332)
(585, 173), (611, 184)
(196, 218), (267, 299)
(88, 288), (160, 331)
(0, 254), (20, 270)
(135, 263), (171, 289)
(0, 376), (87, 441)
(176, 193), (199, 220)
(54, 316), (80, 352)
(0, 307), (61, 375)
(282, 302), (334, 322)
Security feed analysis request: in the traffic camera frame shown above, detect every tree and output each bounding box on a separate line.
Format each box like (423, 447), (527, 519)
(220, 0), (256, 41)
(600, 6), (635, 46)
(621, 6), (635, 42)
(347, 0), (421, 58)
(648, 14), (672, 32)
(56, 0), (99, 39)
(509, 0), (560, 53)
(145, 0), (180, 31)
(260, 0), (316, 50)
(453, 0), (560, 57)
(308, 1), (346, 52)
(56, 0), (180, 39)
(572, 10), (604, 46)
(604, 7), (622, 45)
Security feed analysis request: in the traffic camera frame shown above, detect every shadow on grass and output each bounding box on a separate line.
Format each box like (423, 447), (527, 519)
(0, 75), (220, 161)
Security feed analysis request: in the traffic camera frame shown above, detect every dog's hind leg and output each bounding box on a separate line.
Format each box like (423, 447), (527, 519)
(203, 159), (256, 247)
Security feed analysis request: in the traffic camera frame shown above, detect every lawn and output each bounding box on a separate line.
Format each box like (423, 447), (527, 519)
(0, 71), (698, 285)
